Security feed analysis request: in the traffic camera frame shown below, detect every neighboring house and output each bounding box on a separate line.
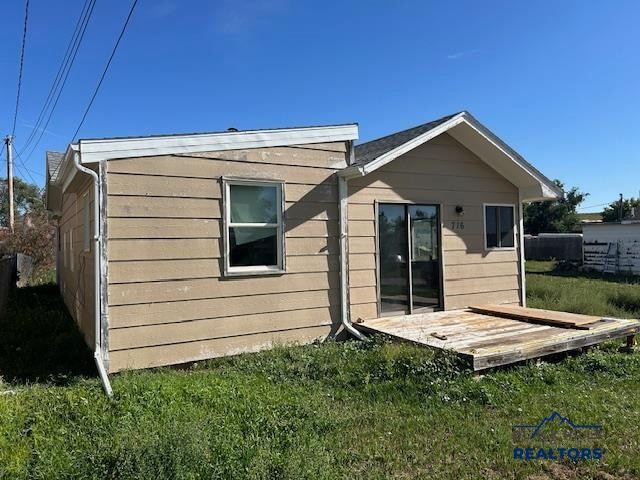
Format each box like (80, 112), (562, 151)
(583, 213), (640, 275)
(45, 111), (561, 386)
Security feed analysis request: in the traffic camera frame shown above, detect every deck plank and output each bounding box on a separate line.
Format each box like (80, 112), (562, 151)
(468, 304), (603, 329)
(357, 307), (640, 370)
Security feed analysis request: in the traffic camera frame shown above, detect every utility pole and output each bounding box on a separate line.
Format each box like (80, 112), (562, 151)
(618, 193), (624, 222)
(4, 135), (14, 233)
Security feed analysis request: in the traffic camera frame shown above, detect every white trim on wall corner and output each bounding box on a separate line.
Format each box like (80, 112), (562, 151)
(518, 197), (526, 307)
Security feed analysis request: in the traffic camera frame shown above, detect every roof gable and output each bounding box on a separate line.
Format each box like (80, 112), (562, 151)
(343, 111), (562, 202)
(354, 113), (459, 166)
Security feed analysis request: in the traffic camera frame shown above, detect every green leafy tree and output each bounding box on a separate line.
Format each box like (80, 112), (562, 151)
(0, 177), (44, 225)
(0, 178), (53, 284)
(602, 197), (640, 223)
(524, 180), (588, 235)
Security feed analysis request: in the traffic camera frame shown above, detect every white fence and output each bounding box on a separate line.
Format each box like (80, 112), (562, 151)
(582, 223), (640, 275)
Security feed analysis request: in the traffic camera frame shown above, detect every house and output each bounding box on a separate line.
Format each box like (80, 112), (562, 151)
(45, 111), (564, 390)
(583, 213), (640, 275)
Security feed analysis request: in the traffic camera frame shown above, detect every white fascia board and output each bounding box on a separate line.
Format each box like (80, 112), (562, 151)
(459, 115), (562, 200)
(48, 144), (78, 196)
(78, 124), (359, 164)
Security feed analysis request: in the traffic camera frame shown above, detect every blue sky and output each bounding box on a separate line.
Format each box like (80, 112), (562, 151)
(1, 0), (638, 212)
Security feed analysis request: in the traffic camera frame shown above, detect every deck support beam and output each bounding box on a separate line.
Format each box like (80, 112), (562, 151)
(625, 334), (636, 352)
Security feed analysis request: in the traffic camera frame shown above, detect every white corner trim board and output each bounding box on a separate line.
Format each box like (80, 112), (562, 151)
(78, 124), (359, 164)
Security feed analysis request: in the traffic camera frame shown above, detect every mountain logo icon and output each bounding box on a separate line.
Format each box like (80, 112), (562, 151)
(512, 411), (602, 438)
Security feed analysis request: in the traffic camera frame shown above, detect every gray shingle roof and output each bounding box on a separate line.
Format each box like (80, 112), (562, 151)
(46, 151), (64, 182)
(354, 112), (462, 166)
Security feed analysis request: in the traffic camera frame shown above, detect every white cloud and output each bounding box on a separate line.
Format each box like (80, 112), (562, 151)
(447, 49), (480, 60)
(151, 0), (177, 18)
(213, 0), (289, 35)
(21, 121), (61, 138)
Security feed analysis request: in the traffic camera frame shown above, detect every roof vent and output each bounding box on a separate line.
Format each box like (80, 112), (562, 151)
(227, 127), (238, 132)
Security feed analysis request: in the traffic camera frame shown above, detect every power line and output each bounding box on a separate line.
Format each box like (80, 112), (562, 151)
(18, 0), (94, 155)
(72, 0), (139, 141)
(11, 0), (30, 137)
(14, 149), (40, 184)
(20, 0), (97, 162)
(581, 202), (611, 210)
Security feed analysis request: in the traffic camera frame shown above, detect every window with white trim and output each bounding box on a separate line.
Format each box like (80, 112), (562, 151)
(83, 194), (91, 252)
(484, 204), (515, 249)
(223, 179), (284, 275)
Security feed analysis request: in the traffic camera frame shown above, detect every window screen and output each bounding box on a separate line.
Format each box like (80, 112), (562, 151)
(485, 205), (515, 249)
(225, 181), (284, 274)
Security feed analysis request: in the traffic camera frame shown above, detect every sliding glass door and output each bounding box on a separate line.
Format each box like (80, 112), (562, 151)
(378, 204), (409, 315)
(378, 203), (441, 315)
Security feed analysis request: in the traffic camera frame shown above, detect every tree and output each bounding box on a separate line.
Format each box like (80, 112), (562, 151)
(0, 176), (44, 226)
(524, 180), (588, 235)
(602, 197), (640, 223)
(0, 178), (53, 284)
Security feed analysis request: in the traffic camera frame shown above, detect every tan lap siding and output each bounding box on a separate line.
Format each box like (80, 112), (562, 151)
(347, 133), (522, 321)
(110, 325), (338, 371)
(58, 174), (96, 347)
(106, 143), (347, 372)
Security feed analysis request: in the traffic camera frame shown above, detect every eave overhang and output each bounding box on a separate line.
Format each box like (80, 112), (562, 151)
(77, 124), (359, 164)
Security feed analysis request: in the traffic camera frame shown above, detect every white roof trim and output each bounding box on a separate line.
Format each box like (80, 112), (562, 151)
(342, 113), (467, 178)
(78, 124), (358, 164)
(341, 112), (562, 202)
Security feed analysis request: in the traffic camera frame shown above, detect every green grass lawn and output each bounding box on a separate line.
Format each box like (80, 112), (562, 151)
(1, 265), (639, 479)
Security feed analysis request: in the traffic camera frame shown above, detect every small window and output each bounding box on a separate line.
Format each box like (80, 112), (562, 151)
(484, 204), (515, 249)
(223, 179), (284, 275)
(83, 194), (91, 252)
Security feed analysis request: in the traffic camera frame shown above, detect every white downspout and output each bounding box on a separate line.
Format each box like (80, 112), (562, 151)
(338, 143), (366, 341)
(72, 150), (113, 396)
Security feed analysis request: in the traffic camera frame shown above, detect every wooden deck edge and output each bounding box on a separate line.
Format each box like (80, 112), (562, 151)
(354, 323), (476, 363)
(472, 323), (640, 370)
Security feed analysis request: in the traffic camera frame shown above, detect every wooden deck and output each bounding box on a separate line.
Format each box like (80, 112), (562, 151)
(355, 308), (640, 370)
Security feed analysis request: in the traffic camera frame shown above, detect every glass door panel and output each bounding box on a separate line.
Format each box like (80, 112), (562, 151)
(408, 205), (440, 312)
(378, 204), (409, 315)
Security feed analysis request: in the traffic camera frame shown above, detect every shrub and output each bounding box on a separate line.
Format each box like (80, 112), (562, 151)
(0, 211), (55, 285)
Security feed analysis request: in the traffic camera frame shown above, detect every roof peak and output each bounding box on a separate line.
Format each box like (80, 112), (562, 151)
(354, 111), (465, 166)
(357, 111), (464, 148)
